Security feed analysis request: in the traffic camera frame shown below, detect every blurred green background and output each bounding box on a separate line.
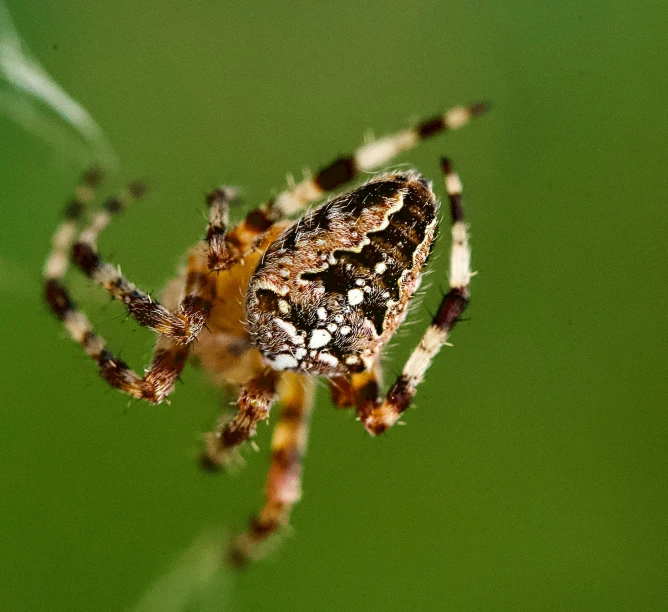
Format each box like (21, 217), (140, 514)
(1, 1), (666, 611)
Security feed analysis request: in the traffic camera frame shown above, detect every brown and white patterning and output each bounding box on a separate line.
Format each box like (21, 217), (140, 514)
(44, 101), (488, 566)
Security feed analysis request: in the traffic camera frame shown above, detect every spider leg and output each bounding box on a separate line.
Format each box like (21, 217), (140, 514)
(44, 170), (194, 403)
(71, 183), (214, 344)
(43, 166), (103, 281)
(201, 370), (279, 469)
(205, 186), (243, 272)
(204, 102), (488, 247)
(228, 372), (315, 566)
(201, 183), (279, 275)
(329, 365), (383, 411)
(354, 158), (472, 435)
(47, 285), (189, 402)
(268, 101), (489, 219)
(328, 375), (357, 409)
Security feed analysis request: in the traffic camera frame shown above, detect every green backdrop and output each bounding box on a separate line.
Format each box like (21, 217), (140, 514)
(1, 1), (666, 611)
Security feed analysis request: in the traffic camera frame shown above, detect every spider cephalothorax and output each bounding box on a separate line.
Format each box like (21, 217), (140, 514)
(44, 102), (487, 565)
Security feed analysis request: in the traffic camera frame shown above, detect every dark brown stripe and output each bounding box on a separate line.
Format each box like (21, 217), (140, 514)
(280, 404), (304, 424)
(221, 414), (259, 448)
(249, 515), (279, 537)
(82, 166), (104, 188)
(221, 427), (244, 449)
(314, 157), (357, 191)
(71, 242), (101, 276)
(98, 350), (131, 383)
(385, 375), (412, 416)
(469, 100), (491, 117)
(185, 271), (209, 290)
(227, 546), (250, 569)
(125, 293), (183, 335)
(181, 293), (212, 317)
(44, 279), (75, 320)
(433, 287), (469, 332)
(145, 347), (188, 395)
(245, 209), (273, 232)
(449, 193), (464, 223)
(206, 225), (226, 241)
(417, 116), (446, 139)
(329, 376), (355, 408)
(104, 197), (123, 214)
(357, 379), (379, 407)
(440, 157), (453, 176)
(206, 187), (228, 206)
(97, 349), (157, 402)
(64, 199), (85, 220)
(129, 181), (147, 198)
(271, 447), (300, 471)
(226, 233), (244, 250)
(199, 454), (223, 473)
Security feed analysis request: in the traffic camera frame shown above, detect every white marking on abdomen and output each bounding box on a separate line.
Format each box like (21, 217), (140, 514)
(309, 329), (331, 349)
(347, 288), (364, 306)
(268, 354), (299, 370)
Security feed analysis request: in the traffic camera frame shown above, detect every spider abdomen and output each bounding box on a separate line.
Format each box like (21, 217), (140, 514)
(246, 172), (439, 376)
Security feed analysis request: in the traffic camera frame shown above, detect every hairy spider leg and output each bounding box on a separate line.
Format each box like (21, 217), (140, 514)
(206, 186), (242, 272)
(70, 183), (214, 344)
(352, 158), (472, 435)
(43, 168), (201, 403)
(268, 101), (489, 219)
(201, 369), (279, 469)
(43, 166), (102, 281)
(45, 97), (487, 568)
(228, 372), (315, 566)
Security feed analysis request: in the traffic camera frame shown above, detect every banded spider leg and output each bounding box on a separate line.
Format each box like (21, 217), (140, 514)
(228, 372), (316, 566)
(44, 170), (216, 403)
(267, 101), (488, 219)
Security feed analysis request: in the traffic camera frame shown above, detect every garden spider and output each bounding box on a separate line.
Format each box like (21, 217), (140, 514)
(44, 101), (488, 565)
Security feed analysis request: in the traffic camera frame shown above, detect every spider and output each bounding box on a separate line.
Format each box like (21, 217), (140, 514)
(43, 101), (488, 565)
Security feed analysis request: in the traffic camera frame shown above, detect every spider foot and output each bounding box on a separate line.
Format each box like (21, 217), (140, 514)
(199, 432), (244, 472)
(226, 514), (285, 569)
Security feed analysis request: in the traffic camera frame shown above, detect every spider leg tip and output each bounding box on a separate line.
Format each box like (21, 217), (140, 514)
(470, 100), (492, 117)
(199, 453), (224, 473)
